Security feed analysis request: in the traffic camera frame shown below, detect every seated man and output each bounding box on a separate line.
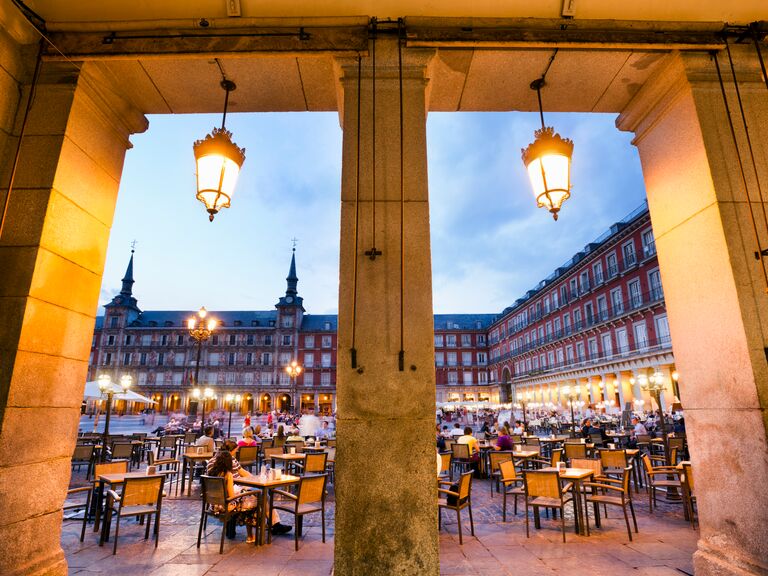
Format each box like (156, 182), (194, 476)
(316, 421), (332, 440)
(456, 426), (481, 477)
(449, 423), (464, 438)
(195, 426), (216, 452)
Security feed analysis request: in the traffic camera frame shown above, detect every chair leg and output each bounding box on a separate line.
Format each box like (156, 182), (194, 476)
(524, 501), (530, 539)
(321, 507), (326, 544)
(145, 515), (151, 539)
(456, 509), (463, 545)
(584, 500), (590, 537)
(155, 509), (160, 547)
(197, 512), (205, 548)
(438, 507), (442, 531)
(112, 514), (121, 555)
(295, 515), (299, 551)
(629, 500), (638, 533)
(80, 492), (91, 543)
(219, 519), (227, 554)
(561, 505), (566, 543)
(468, 503), (474, 536)
(502, 490), (507, 522)
(622, 505), (632, 541)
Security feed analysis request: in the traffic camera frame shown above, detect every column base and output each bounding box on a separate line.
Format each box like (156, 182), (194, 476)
(694, 541), (768, 576)
(3, 550), (67, 576)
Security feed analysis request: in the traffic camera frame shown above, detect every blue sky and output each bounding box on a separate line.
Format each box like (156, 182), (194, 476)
(100, 111), (647, 315)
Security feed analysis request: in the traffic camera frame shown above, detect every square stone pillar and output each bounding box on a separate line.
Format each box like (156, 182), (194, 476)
(0, 55), (146, 575)
(334, 40), (438, 576)
(618, 47), (768, 576)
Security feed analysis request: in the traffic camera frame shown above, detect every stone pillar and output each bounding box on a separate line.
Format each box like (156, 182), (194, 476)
(618, 47), (768, 576)
(335, 41), (438, 576)
(0, 54), (146, 575)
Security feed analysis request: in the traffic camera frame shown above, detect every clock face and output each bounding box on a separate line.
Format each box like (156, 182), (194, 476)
(285, 296), (293, 303)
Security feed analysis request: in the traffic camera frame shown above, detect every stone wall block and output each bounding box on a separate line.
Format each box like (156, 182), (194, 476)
(7, 351), (89, 409)
(18, 298), (95, 361)
(0, 406), (81, 466)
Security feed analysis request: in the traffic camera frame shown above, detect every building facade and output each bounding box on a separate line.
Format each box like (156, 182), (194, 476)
(89, 203), (676, 415)
(487, 203), (678, 412)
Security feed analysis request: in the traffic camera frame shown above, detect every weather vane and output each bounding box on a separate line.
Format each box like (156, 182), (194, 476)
(130, 239), (138, 253)
(291, 237), (298, 251)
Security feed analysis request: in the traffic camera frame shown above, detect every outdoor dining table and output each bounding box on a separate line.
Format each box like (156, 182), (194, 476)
(235, 472), (300, 545)
(93, 471), (164, 540)
(541, 466), (595, 535)
(269, 452), (306, 476)
(180, 451), (214, 496)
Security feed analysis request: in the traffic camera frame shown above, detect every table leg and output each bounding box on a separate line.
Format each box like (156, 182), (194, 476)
(180, 458), (187, 495)
(258, 488), (268, 546)
(93, 480), (104, 533)
(572, 479), (585, 535)
(187, 460), (195, 496)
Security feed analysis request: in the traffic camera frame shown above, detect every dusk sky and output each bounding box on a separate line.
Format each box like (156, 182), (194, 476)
(99, 111), (647, 316)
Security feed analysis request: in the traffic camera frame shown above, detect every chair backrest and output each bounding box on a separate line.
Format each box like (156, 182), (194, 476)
(147, 451), (156, 466)
(237, 445), (259, 464)
(668, 437), (685, 451)
(636, 434), (651, 444)
(121, 476), (163, 507)
(523, 436), (540, 446)
(590, 432), (604, 445)
(94, 459), (129, 478)
(499, 459), (518, 482)
(111, 442), (134, 459)
(72, 444), (94, 461)
(326, 439), (336, 448)
(184, 432), (197, 444)
(457, 470), (473, 500)
(304, 452), (328, 474)
(297, 473), (327, 505)
(510, 435), (523, 443)
(550, 449), (563, 466)
(451, 443), (470, 460)
(273, 436), (286, 447)
(261, 438), (274, 449)
(565, 443), (587, 459)
(570, 458), (603, 476)
(599, 449), (627, 469)
(131, 433), (147, 440)
(682, 462), (694, 493)
(669, 447), (679, 464)
(525, 470), (561, 499)
(439, 452), (451, 474)
(201, 475), (228, 508)
(489, 451), (513, 473)
(263, 446), (284, 460)
(641, 454), (654, 475)
(444, 440), (455, 452)
(159, 436), (177, 449)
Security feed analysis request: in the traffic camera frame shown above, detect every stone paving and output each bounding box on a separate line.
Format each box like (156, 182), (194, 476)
(64, 467), (698, 576)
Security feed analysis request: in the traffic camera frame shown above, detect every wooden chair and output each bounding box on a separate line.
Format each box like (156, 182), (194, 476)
(531, 448), (562, 469)
(641, 454), (682, 512)
(100, 475), (164, 554)
(263, 446), (285, 471)
(63, 486), (92, 542)
(184, 432), (197, 445)
(438, 471), (474, 544)
(523, 469), (574, 542)
(285, 440), (305, 453)
(325, 438), (336, 448)
(589, 432), (604, 447)
(438, 452), (452, 480)
(583, 467), (638, 540)
(147, 451), (180, 496)
(325, 447), (336, 484)
(270, 473), (329, 551)
(450, 443), (472, 477)
(236, 446), (259, 472)
(523, 437), (541, 454)
(499, 459), (525, 520)
(681, 462), (697, 529)
(488, 451), (513, 497)
(272, 435), (286, 448)
(91, 459), (130, 530)
(599, 449), (628, 478)
(564, 442), (587, 462)
(649, 446), (678, 468)
(71, 444), (95, 480)
(198, 475), (262, 554)
(298, 452), (328, 475)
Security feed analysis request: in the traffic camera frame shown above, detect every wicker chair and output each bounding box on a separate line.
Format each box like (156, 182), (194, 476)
(71, 444), (95, 480)
(100, 475), (164, 554)
(641, 454), (682, 512)
(297, 452), (328, 475)
(236, 445), (259, 472)
(147, 451), (180, 496)
(488, 451), (513, 497)
(63, 486), (92, 542)
(564, 442), (587, 462)
(681, 462), (697, 528)
(523, 469), (574, 542)
(450, 443), (473, 477)
(438, 471), (474, 544)
(198, 475), (262, 553)
(157, 436), (178, 459)
(583, 466), (638, 540)
(270, 473), (329, 551)
(499, 459), (525, 520)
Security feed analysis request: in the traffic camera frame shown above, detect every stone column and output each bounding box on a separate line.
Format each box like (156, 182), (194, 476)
(335, 41), (438, 576)
(618, 47), (768, 576)
(0, 54), (146, 575)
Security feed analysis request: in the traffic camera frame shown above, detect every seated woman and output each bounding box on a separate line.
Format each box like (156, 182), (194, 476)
(237, 427), (259, 447)
(208, 450), (259, 543)
(494, 425), (514, 451)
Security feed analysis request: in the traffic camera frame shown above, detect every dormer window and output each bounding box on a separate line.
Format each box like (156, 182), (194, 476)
(110, 316), (118, 328)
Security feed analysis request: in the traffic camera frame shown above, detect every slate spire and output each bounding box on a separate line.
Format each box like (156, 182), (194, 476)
(120, 249), (135, 297)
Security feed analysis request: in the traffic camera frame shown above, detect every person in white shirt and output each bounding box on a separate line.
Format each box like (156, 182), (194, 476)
(632, 417), (648, 436)
(449, 423), (464, 437)
(299, 410), (321, 438)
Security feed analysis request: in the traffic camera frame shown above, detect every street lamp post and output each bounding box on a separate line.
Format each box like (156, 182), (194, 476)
(285, 360), (302, 414)
(192, 387), (215, 435)
(98, 374), (132, 462)
(188, 307), (216, 433)
(225, 393), (242, 439)
(640, 371), (670, 462)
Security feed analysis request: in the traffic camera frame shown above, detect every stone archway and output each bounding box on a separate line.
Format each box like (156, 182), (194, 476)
(500, 366), (513, 403)
(259, 393), (272, 413)
(0, 17), (767, 576)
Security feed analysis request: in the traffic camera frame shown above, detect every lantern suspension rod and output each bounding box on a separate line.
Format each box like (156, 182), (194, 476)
(351, 52), (362, 370)
(712, 50), (768, 293)
(365, 18), (382, 261)
(215, 58), (236, 130)
(397, 17), (405, 372)
(749, 22), (768, 95)
(530, 48), (558, 129)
